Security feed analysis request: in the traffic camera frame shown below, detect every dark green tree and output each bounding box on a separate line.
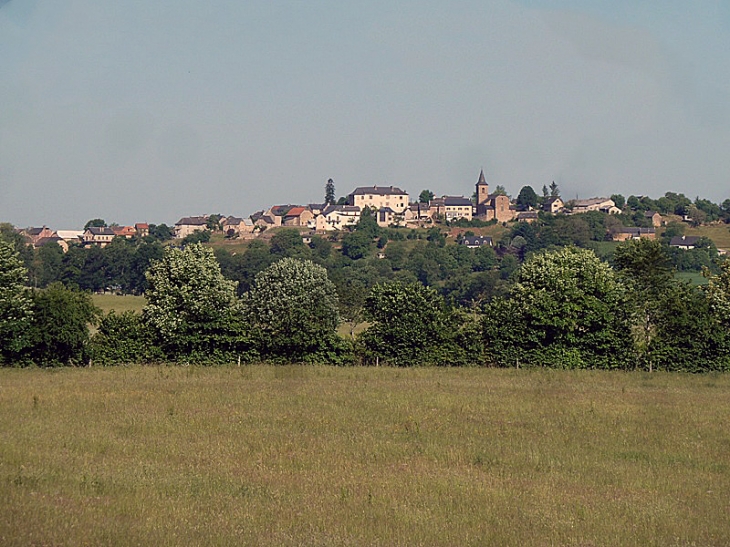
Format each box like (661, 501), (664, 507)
(84, 218), (106, 230)
(325, 178), (336, 205)
(360, 282), (479, 366)
(516, 186), (539, 210)
(613, 238), (675, 371)
(341, 231), (372, 260)
(148, 223), (174, 241)
(419, 189), (434, 204)
(26, 283), (100, 366)
(91, 311), (161, 365)
(610, 194), (626, 209)
(269, 228), (310, 259)
(182, 230), (211, 245)
(206, 214), (223, 231)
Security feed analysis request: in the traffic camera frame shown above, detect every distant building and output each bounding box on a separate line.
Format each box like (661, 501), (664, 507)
(135, 223), (150, 237)
(644, 211), (663, 227)
(35, 236), (69, 253)
(283, 206), (315, 227)
(612, 227), (656, 241)
(461, 235), (493, 248)
(222, 216), (254, 237)
(670, 235), (702, 250)
(571, 198), (620, 214)
(543, 196), (564, 214)
(474, 170), (515, 222)
(21, 226), (56, 246)
(82, 227), (116, 247)
(515, 211), (539, 223)
(174, 216), (208, 239)
(347, 186), (409, 213)
(56, 230), (84, 244)
(430, 196), (474, 221)
(111, 226), (136, 238)
(313, 205), (362, 232)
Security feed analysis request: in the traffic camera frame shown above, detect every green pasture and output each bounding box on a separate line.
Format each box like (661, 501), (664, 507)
(688, 224), (730, 250)
(91, 294), (145, 315)
(1, 366), (728, 546)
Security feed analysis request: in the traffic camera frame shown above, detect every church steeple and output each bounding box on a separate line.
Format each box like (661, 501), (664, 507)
(477, 169), (487, 186)
(476, 169), (489, 206)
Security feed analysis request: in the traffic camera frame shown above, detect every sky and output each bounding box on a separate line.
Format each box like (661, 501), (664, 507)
(1, 0), (729, 228)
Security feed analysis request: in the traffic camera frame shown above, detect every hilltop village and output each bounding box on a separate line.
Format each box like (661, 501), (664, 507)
(12, 170), (724, 253)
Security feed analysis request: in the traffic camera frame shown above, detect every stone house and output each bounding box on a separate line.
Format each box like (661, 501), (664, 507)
(612, 227), (656, 241)
(347, 186), (409, 213)
(543, 196), (564, 214)
(283, 206), (315, 227)
(312, 205), (361, 232)
(174, 216), (208, 239)
(83, 227), (116, 247)
(644, 211), (663, 227)
(571, 198), (621, 214)
(429, 196), (474, 221)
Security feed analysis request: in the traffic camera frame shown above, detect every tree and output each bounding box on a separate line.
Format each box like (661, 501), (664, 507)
(269, 228), (310, 258)
(143, 244), (253, 362)
(182, 229), (211, 245)
(516, 186), (539, 210)
(542, 185), (549, 199)
(549, 181), (560, 197)
(341, 231), (372, 260)
(245, 258), (343, 362)
(0, 223), (34, 269)
(613, 238), (675, 370)
(610, 194), (626, 210)
(704, 260), (730, 327)
(26, 283), (100, 366)
(33, 241), (64, 287)
(359, 282), (479, 366)
(91, 311), (161, 365)
(0, 240), (34, 364)
(84, 218), (106, 230)
(649, 282), (730, 372)
(325, 178), (336, 205)
(148, 223), (174, 241)
(493, 185), (508, 196)
(206, 214), (223, 231)
(483, 247), (634, 369)
(419, 189), (434, 204)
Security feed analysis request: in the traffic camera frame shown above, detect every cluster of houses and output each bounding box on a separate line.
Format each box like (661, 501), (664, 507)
(15, 170), (709, 253)
(177, 170), (537, 240)
(17, 223), (150, 251)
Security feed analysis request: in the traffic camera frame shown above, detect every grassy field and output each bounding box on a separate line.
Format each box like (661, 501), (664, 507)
(1, 366), (728, 546)
(688, 224), (730, 250)
(91, 294), (146, 315)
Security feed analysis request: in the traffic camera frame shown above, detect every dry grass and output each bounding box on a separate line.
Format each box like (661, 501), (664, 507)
(1, 366), (729, 546)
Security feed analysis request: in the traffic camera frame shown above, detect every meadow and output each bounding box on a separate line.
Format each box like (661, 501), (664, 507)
(91, 294), (145, 315)
(1, 366), (729, 546)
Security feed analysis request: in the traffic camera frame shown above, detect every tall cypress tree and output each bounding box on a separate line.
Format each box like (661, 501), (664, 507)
(325, 178), (336, 205)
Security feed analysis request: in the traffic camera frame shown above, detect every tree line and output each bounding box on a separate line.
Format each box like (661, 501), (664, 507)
(2, 231), (729, 371)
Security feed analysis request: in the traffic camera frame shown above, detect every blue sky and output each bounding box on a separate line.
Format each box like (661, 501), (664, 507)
(1, 1), (729, 227)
